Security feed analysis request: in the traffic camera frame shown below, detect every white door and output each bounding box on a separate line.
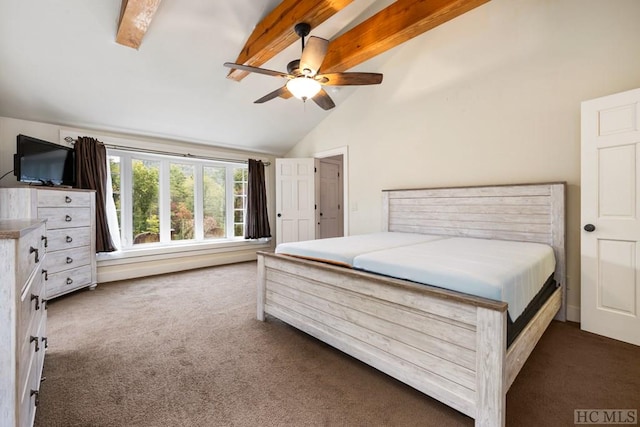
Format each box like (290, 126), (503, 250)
(318, 158), (343, 239)
(275, 158), (316, 245)
(581, 87), (640, 346)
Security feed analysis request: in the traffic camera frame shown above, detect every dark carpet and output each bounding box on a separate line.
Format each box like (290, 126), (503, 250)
(34, 261), (640, 426)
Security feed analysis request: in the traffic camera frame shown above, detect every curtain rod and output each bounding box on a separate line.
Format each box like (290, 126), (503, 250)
(63, 137), (271, 166)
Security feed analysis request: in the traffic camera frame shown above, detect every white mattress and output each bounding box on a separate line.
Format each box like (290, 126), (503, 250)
(353, 237), (556, 320)
(275, 232), (446, 267)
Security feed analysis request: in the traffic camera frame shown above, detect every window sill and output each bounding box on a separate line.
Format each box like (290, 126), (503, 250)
(97, 238), (272, 264)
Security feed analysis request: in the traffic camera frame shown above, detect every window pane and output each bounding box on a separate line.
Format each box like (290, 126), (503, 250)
(108, 155), (121, 229)
(234, 195), (243, 209)
(132, 159), (160, 244)
(233, 167), (248, 181)
(170, 163), (195, 241)
(233, 166), (248, 237)
(203, 166), (226, 239)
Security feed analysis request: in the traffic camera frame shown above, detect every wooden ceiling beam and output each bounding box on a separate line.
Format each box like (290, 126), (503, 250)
(227, 0), (354, 82)
(116, 0), (163, 49)
(319, 0), (490, 74)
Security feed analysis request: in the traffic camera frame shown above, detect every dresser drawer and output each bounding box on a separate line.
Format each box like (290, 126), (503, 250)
(19, 321), (44, 427)
(19, 264), (46, 346)
(37, 207), (92, 230)
(44, 246), (91, 274)
(18, 307), (44, 409)
(17, 223), (46, 293)
(46, 265), (93, 297)
(37, 189), (92, 207)
(35, 311), (47, 385)
(46, 227), (91, 251)
(18, 361), (36, 427)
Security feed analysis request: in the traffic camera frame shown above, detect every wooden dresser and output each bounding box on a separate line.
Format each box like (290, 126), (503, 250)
(0, 187), (97, 299)
(0, 219), (48, 427)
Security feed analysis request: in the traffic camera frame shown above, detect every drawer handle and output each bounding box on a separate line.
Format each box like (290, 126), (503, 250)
(42, 337), (48, 349)
(66, 277), (73, 285)
(41, 235), (48, 248)
(30, 335), (40, 352)
(66, 235), (73, 243)
(66, 257), (73, 264)
(30, 390), (40, 407)
(31, 294), (40, 310)
(42, 299), (48, 310)
(42, 269), (48, 280)
(65, 215), (72, 222)
(65, 196), (72, 203)
(30, 246), (39, 263)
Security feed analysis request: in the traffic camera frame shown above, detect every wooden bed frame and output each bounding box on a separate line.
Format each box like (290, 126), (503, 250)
(257, 182), (566, 427)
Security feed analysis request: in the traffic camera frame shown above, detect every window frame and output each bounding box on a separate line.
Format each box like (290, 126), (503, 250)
(108, 149), (248, 250)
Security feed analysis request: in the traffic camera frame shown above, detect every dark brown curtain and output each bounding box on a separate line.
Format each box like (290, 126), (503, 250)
(75, 136), (116, 252)
(245, 159), (271, 240)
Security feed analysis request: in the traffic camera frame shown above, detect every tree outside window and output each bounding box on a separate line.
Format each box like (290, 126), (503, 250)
(170, 163), (195, 241)
(132, 159), (160, 244)
(203, 166), (226, 238)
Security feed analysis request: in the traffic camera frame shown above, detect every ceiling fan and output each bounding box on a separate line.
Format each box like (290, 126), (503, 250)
(224, 23), (383, 110)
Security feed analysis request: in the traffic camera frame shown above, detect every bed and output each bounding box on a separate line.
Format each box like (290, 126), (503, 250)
(257, 182), (566, 427)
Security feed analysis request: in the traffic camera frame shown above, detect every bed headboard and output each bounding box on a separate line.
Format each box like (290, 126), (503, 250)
(382, 182), (566, 320)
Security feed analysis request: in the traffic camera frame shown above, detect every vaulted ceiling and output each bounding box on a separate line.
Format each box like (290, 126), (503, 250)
(0, 0), (488, 155)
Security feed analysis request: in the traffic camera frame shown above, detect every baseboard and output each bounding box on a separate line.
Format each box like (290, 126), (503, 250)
(566, 304), (580, 323)
(97, 250), (259, 283)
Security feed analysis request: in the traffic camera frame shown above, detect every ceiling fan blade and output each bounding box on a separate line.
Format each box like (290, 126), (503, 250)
(224, 62), (290, 79)
(299, 36), (328, 77)
(280, 88), (293, 99)
(312, 88), (335, 110)
(254, 86), (292, 104)
(316, 72), (383, 86)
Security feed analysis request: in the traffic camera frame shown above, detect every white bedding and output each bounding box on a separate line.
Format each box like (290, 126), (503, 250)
(275, 232), (445, 267)
(353, 237), (556, 320)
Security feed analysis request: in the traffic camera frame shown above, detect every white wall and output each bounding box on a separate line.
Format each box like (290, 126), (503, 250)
(0, 116), (276, 282)
(286, 0), (640, 322)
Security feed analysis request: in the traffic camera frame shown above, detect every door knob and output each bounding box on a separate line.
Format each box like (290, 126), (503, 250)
(583, 224), (596, 232)
(277, 213), (282, 217)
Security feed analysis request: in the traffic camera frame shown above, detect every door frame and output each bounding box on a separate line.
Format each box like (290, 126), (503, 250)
(315, 146), (349, 237)
(317, 156), (344, 239)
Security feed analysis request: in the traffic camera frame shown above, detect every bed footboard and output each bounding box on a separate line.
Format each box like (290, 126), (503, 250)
(258, 252), (518, 426)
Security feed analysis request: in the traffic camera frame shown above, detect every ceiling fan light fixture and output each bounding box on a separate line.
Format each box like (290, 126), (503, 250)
(286, 77), (321, 101)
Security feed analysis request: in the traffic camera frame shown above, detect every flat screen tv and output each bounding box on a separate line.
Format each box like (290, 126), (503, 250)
(14, 134), (75, 186)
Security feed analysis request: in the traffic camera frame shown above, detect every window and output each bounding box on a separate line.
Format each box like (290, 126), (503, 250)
(170, 163), (194, 241)
(108, 150), (248, 249)
(203, 166), (226, 238)
(233, 167), (248, 238)
(132, 158), (160, 244)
